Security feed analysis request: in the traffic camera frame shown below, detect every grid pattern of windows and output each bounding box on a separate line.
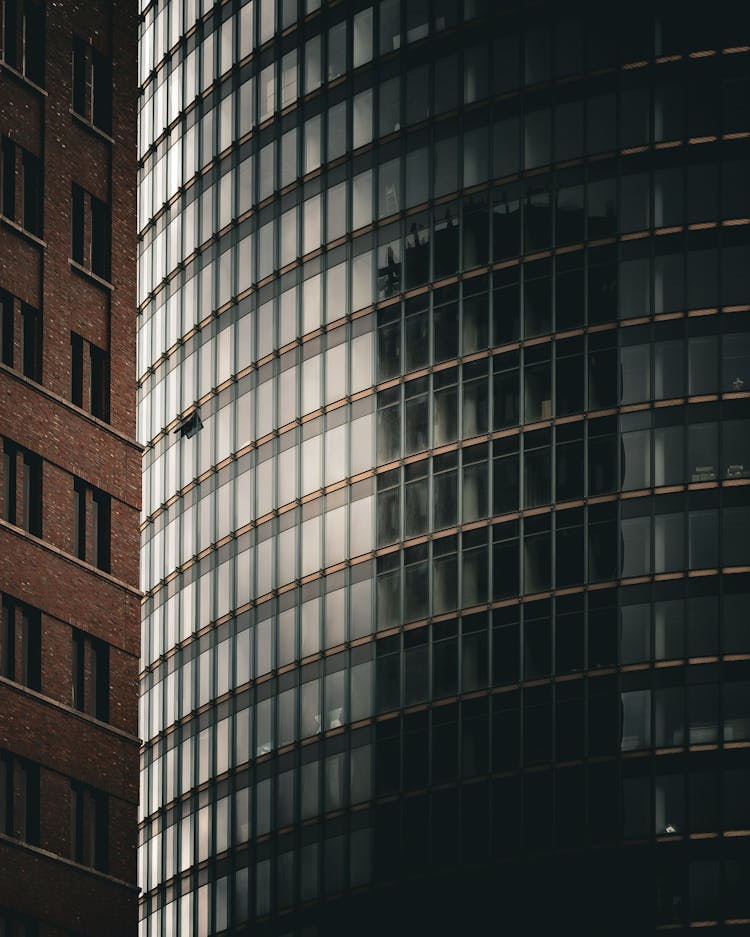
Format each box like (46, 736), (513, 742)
(137, 2), (750, 934)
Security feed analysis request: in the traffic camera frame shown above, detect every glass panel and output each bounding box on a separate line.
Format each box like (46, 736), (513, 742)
(353, 88), (373, 148)
(689, 510), (719, 570)
(689, 336), (717, 395)
(654, 512), (683, 573)
(654, 340), (684, 399)
(621, 516), (651, 578)
(621, 430), (651, 491)
(353, 8), (374, 67)
(723, 420), (750, 479)
(723, 333), (750, 393)
(621, 690), (650, 750)
(620, 604), (650, 664)
(688, 423), (717, 482)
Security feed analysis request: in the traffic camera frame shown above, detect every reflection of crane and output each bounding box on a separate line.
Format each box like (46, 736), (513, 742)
(383, 182), (400, 216)
(407, 221), (428, 248)
(377, 245), (401, 297)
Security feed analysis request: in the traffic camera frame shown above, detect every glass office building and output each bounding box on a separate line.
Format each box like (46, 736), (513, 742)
(137, 1), (750, 933)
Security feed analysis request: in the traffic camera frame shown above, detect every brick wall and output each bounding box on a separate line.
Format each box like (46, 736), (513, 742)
(0, 1), (139, 935)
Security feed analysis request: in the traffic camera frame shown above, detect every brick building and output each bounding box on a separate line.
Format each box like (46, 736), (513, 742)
(0, 2), (139, 935)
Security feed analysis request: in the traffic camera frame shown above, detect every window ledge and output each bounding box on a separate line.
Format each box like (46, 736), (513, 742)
(0, 517), (141, 598)
(0, 213), (45, 248)
(0, 832), (138, 891)
(0, 60), (47, 96)
(69, 107), (114, 144)
(0, 361), (143, 453)
(0, 673), (139, 747)
(69, 258), (114, 291)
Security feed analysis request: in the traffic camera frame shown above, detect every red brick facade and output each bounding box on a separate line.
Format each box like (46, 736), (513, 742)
(0, 2), (139, 935)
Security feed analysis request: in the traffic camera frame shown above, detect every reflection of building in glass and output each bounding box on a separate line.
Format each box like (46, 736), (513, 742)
(137, 2), (750, 933)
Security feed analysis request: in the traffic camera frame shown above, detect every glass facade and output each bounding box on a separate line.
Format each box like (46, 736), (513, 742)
(137, 1), (750, 933)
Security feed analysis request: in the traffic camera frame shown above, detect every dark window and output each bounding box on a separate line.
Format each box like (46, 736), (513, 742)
(71, 36), (112, 133)
(2, 442), (16, 525)
(2, 0), (20, 68)
(1, 594), (41, 690)
(493, 436), (519, 515)
(70, 333), (83, 407)
(91, 49), (112, 133)
(0, 909), (38, 936)
(177, 409), (203, 439)
(1, 291), (12, 366)
(21, 303), (41, 380)
(0, 751), (39, 844)
(73, 477), (111, 572)
(1, 137), (15, 219)
(90, 195), (110, 279)
(71, 332), (109, 420)
(0, 137), (42, 235)
(0, 291), (41, 381)
(1, 0), (44, 84)
(21, 0), (43, 84)
(72, 628), (109, 721)
(71, 183), (84, 263)
(90, 343), (108, 419)
(71, 184), (111, 280)
(21, 149), (41, 235)
(72, 35), (85, 113)
(70, 782), (108, 870)
(2, 439), (42, 536)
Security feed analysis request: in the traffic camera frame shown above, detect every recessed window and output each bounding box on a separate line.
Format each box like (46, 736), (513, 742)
(1, 0), (44, 85)
(72, 628), (109, 721)
(0, 290), (42, 382)
(72, 36), (112, 133)
(73, 477), (111, 572)
(70, 782), (107, 870)
(71, 332), (110, 420)
(0, 751), (39, 844)
(71, 183), (111, 281)
(2, 439), (42, 536)
(1, 594), (41, 691)
(0, 908), (37, 936)
(0, 138), (42, 236)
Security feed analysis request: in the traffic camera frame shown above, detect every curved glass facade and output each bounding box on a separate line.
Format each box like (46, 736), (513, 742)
(137, 1), (750, 934)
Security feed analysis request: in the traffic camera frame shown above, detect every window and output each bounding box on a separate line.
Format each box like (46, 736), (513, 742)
(0, 909), (37, 936)
(0, 291), (41, 382)
(71, 332), (109, 420)
(0, 751), (39, 844)
(72, 36), (112, 133)
(21, 149), (41, 234)
(1, 0), (44, 85)
(0, 138), (42, 236)
(73, 477), (111, 572)
(71, 184), (111, 280)
(72, 628), (109, 721)
(353, 7), (373, 67)
(2, 439), (42, 536)
(1, 594), (41, 691)
(70, 782), (107, 870)
(0, 139), (12, 221)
